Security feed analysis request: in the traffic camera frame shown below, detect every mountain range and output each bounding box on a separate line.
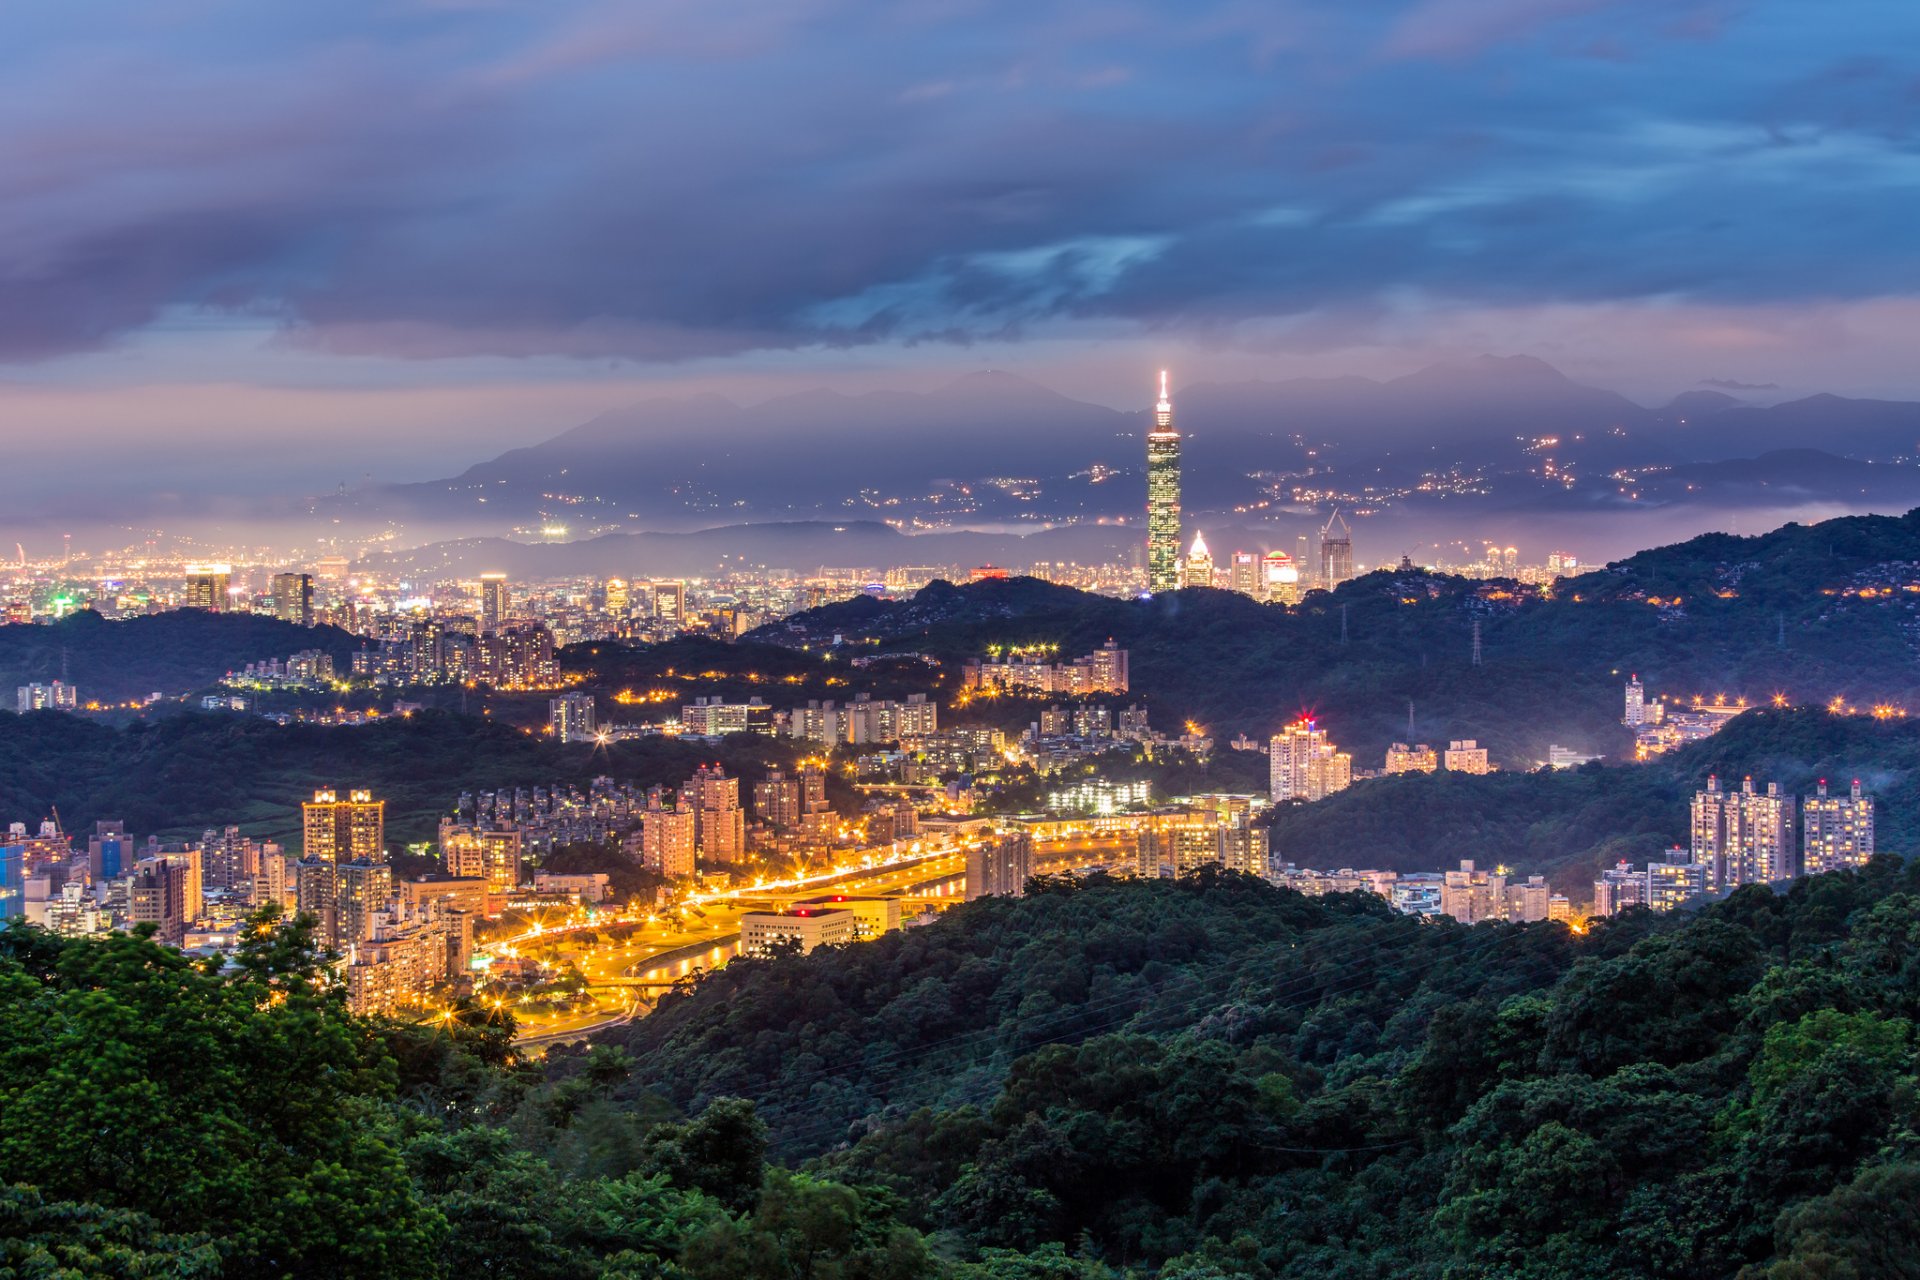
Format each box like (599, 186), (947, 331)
(337, 355), (1920, 575)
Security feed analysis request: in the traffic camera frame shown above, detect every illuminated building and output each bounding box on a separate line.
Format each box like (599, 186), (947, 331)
(1146, 369), (1182, 593)
(15, 682), (77, 713)
(1692, 776), (1794, 888)
(1183, 531), (1215, 589)
(628, 797), (696, 878)
(1319, 513), (1353, 589)
(271, 572), (314, 627)
(791, 894), (901, 939)
(681, 696), (774, 736)
(0, 840), (21, 921)
(1262, 550), (1300, 605)
(1228, 550), (1259, 597)
(1803, 779), (1874, 874)
(335, 860), (394, 946)
(184, 563), (231, 612)
(1594, 847), (1708, 916)
(478, 572), (509, 634)
(1623, 675), (1646, 727)
(303, 789), (387, 863)
(439, 822), (523, 907)
(963, 641), (1127, 696)
(1269, 718), (1352, 803)
(966, 832), (1035, 900)
(683, 765), (746, 865)
(130, 858), (196, 943)
(548, 691), (596, 741)
(200, 825), (261, 893)
(1385, 743), (1438, 774)
(604, 578), (630, 616)
(1444, 740), (1491, 775)
(651, 580), (686, 623)
(742, 906), (857, 955)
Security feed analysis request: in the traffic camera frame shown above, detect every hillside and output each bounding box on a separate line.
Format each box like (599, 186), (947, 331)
(751, 508), (1920, 767)
(584, 863), (1920, 1277)
(0, 710), (794, 850)
(0, 609), (358, 702)
(1266, 706), (1920, 893)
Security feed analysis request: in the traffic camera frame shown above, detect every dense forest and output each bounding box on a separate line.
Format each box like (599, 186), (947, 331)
(751, 507), (1920, 766)
(0, 608), (359, 701)
(12, 867), (1920, 1276)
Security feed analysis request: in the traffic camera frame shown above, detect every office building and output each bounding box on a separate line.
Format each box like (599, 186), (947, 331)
(1692, 776), (1795, 889)
(1803, 779), (1874, 875)
(0, 840), (21, 921)
(1146, 369), (1182, 594)
(87, 821), (130, 881)
(1184, 531), (1215, 589)
(604, 578), (630, 616)
(303, 789), (386, 863)
(1319, 512), (1353, 589)
(652, 580), (686, 623)
(1263, 550), (1301, 605)
(549, 691), (596, 742)
(1444, 740), (1491, 775)
(966, 832), (1035, 900)
(271, 572), (314, 627)
(1228, 550), (1260, 597)
(184, 563), (231, 612)
(1269, 718), (1352, 803)
(741, 906), (857, 956)
(478, 573), (509, 634)
(680, 696), (774, 736)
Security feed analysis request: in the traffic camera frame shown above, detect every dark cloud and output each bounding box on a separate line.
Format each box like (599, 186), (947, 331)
(0, 0), (1911, 364)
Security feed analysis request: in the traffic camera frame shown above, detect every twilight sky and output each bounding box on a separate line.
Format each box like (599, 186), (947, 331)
(4, 0), (1920, 496)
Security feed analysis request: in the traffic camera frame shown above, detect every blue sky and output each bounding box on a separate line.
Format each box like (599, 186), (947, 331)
(2, 0), (1918, 487)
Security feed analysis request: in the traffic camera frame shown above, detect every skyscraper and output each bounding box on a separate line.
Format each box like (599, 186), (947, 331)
(184, 563), (231, 611)
(1692, 776), (1794, 888)
(303, 789), (386, 863)
(478, 573), (509, 634)
(1319, 512), (1353, 589)
(1803, 779), (1874, 874)
(682, 765), (745, 864)
(271, 572), (314, 626)
(1228, 550), (1259, 597)
(1146, 370), (1182, 594)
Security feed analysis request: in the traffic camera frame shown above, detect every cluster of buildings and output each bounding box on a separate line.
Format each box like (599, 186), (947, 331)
(1623, 677), (1746, 759)
(15, 681), (79, 713)
(351, 619), (560, 690)
(0, 792), (477, 1018)
(962, 640), (1130, 697)
(1383, 739), (1494, 775)
(1591, 776), (1875, 917)
(221, 649), (337, 691)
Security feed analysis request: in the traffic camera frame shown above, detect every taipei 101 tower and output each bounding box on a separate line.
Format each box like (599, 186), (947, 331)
(1146, 369), (1182, 593)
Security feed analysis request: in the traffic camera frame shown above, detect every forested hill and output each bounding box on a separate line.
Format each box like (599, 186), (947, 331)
(586, 863), (1920, 1278)
(749, 507), (1920, 767)
(1267, 704), (1920, 893)
(0, 608), (358, 701)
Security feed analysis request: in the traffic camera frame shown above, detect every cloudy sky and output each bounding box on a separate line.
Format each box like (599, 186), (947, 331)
(4, 0), (1919, 494)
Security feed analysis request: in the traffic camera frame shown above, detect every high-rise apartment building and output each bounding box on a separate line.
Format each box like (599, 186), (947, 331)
(1146, 370), (1182, 594)
(335, 860), (394, 949)
(682, 765), (745, 864)
(1269, 718), (1353, 803)
(303, 789), (386, 863)
(439, 822), (522, 903)
(478, 573), (509, 634)
(627, 797), (696, 878)
(1319, 512), (1354, 589)
(1692, 776), (1795, 888)
(1623, 675), (1646, 727)
(1803, 779), (1874, 875)
(271, 572), (314, 627)
(966, 832), (1034, 900)
(184, 563), (231, 612)
(549, 692), (596, 742)
(1444, 740), (1491, 775)
(16, 682), (78, 713)
(201, 825), (261, 892)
